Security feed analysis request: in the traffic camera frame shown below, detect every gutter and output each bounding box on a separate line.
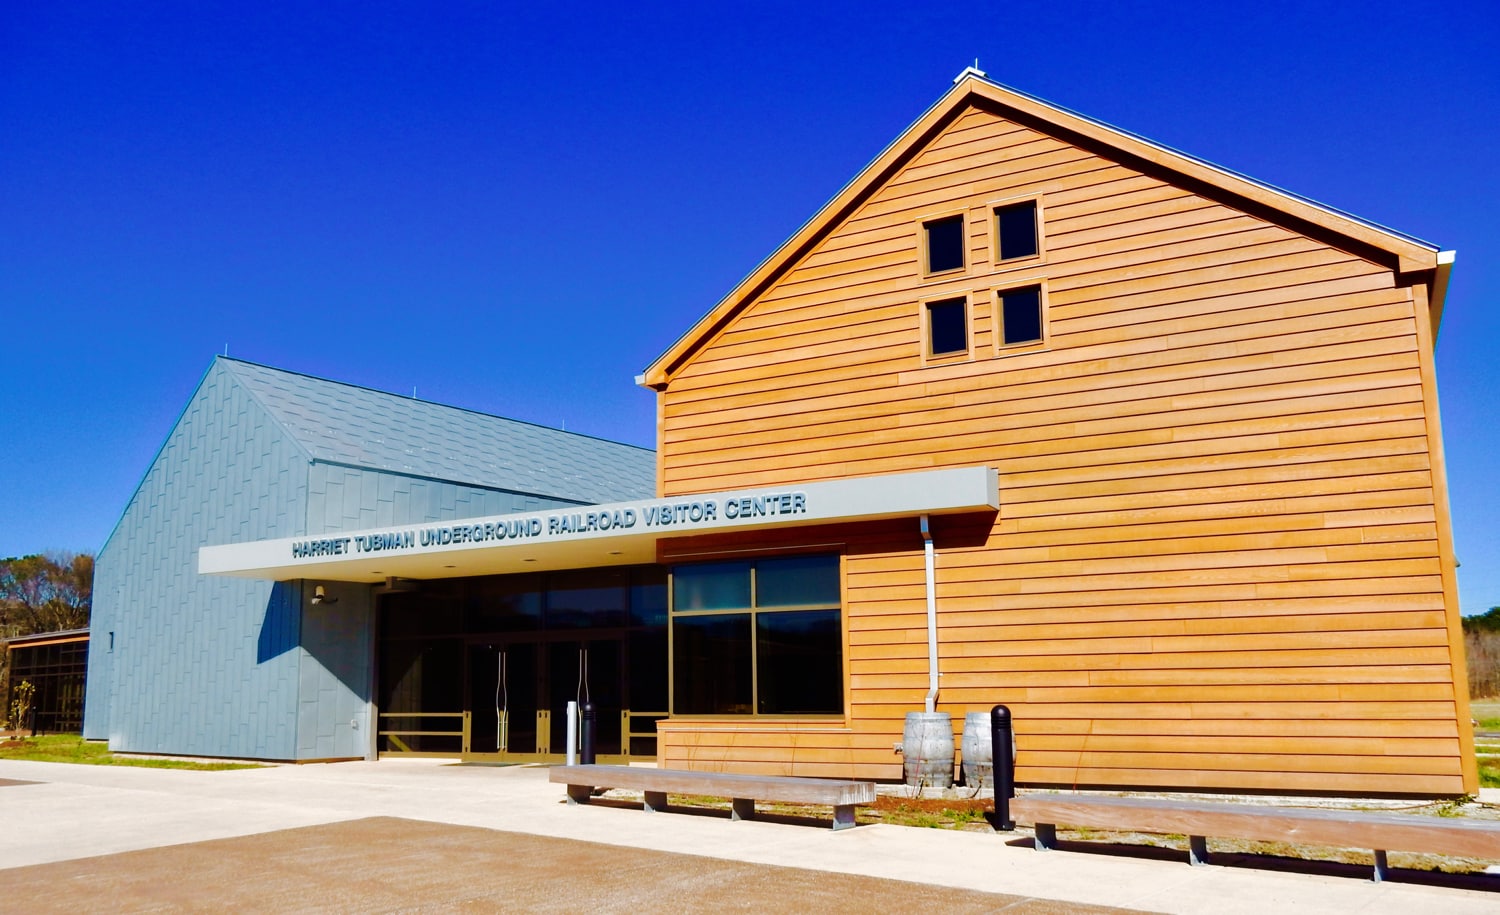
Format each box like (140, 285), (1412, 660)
(1430, 250), (1456, 342)
(921, 514), (939, 713)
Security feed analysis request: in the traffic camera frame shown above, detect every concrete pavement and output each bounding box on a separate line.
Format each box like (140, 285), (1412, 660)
(0, 758), (1495, 913)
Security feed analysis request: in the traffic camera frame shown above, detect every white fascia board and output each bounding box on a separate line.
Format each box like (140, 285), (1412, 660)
(198, 465), (999, 583)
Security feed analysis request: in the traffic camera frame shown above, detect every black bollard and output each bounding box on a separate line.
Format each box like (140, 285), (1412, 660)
(580, 701), (596, 765)
(991, 704), (1015, 831)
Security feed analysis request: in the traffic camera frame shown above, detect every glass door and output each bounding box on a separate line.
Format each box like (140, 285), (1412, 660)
(547, 639), (623, 757)
(465, 641), (539, 758)
(463, 636), (626, 762)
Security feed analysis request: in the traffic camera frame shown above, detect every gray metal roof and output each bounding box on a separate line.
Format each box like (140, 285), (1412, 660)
(221, 357), (654, 505)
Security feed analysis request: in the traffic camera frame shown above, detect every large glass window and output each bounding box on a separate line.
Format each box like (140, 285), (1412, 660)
(670, 554), (842, 716)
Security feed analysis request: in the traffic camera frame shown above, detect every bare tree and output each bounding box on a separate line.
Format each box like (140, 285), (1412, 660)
(0, 552), (93, 635)
(1463, 607), (1500, 700)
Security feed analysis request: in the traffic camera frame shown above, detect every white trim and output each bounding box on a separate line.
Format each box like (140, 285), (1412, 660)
(199, 466), (1000, 582)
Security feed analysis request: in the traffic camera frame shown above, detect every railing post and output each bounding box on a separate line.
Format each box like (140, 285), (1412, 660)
(580, 701), (596, 765)
(566, 701), (578, 765)
(991, 704), (1015, 831)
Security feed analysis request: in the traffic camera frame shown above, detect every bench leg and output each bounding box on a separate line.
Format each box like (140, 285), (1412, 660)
(1372, 850), (1389, 883)
(832, 804), (856, 831)
(1034, 823), (1056, 851)
(730, 798), (755, 822)
(566, 784), (593, 805)
(643, 790), (668, 813)
(1188, 835), (1209, 867)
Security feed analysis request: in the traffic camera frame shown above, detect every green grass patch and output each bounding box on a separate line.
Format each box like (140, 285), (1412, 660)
(1479, 761), (1500, 789)
(1470, 699), (1500, 731)
(0, 735), (260, 770)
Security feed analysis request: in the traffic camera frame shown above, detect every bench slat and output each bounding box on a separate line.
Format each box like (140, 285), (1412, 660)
(551, 764), (874, 831)
(550, 764), (877, 806)
(1013, 795), (1500, 861)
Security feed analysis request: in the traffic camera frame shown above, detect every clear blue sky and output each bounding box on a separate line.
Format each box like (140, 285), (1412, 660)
(2, 2), (1496, 613)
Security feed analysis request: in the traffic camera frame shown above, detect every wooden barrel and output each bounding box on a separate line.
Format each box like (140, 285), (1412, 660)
(961, 711), (992, 790)
(903, 711), (954, 788)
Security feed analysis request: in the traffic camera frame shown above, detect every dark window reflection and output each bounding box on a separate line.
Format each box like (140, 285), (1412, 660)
(630, 566), (668, 627)
(466, 574), (542, 631)
(672, 614), (752, 714)
(669, 555), (842, 717)
(928, 298), (967, 356)
(996, 201), (1038, 260)
(925, 215), (965, 273)
(757, 610), (843, 714)
(673, 562), (750, 611)
(546, 567), (628, 629)
(758, 555), (840, 607)
(1001, 285), (1043, 345)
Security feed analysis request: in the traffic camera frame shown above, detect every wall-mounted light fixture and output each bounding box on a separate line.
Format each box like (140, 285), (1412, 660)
(311, 585), (338, 605)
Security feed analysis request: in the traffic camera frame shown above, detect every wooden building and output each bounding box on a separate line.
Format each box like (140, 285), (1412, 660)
(164, 72), (1471, 796)
(639, 71), (1473, 795)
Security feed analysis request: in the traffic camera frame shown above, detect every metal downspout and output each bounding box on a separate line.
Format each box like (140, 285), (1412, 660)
(921, 514), (939, 713)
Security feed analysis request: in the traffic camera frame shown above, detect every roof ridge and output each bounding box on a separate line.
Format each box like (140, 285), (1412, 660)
(217, 355), (652, 453)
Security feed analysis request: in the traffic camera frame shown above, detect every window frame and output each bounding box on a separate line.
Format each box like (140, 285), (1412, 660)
(920, 293), (972, 364)
(993, 281), (1049, 354)
(667, 554), (846, 718)
(918, 210), (970, 279)
(989, 194), (1045, 268)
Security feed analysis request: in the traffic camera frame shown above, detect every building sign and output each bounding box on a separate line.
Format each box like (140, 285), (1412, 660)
(288, 490), (810, 561)
(199, 465), (998, 581)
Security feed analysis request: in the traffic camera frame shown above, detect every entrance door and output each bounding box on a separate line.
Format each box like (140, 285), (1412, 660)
(547, 639), (623, 757)
(463, 636), (622, 761)
(466, 642), (538, 756)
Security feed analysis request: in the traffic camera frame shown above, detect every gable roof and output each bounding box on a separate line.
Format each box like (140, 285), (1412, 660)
(220, 357), (654, 505)
(641, 73), (1448, 388)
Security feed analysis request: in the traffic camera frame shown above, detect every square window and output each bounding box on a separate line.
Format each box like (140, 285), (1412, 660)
(926, 297), (967, 356)
(999, 286), (1043, 346)
(924, 215), (965, 274)
(996, 201), (1039, 261)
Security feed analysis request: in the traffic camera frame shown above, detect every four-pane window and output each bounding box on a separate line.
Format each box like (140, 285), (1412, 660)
(671, 555), (843, 716)
(917, 199), (1045, 357)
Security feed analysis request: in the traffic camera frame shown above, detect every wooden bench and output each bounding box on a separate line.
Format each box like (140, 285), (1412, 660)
(1012, 793), (1500, 882)
(550, 764), (876, 831)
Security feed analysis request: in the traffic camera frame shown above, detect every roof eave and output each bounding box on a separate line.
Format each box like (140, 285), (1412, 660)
(642, 73), (1442, 388)
(1429, 250), (1456, 341)
(641, 77), (975, 388)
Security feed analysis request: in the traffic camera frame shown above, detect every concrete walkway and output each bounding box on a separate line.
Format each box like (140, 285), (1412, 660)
(0, 758), (1494, 914)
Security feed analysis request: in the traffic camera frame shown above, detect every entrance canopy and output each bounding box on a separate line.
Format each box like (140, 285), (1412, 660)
(199, 466), (998, 583)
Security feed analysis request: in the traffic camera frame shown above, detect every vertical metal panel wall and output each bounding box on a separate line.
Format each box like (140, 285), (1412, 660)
(86, 359), (587, 760)
(85, 361), (310, 757)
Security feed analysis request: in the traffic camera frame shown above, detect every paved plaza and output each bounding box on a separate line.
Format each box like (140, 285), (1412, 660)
(0, 758), (1495, 913)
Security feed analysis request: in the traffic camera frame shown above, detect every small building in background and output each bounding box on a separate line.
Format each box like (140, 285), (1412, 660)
(3, 629), (89, 733)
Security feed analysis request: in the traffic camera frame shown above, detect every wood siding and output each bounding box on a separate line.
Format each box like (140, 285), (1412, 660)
(653, 104), (1470, 794)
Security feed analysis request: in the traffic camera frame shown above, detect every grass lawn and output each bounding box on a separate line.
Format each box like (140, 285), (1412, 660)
(0, 734), (260, 770)
(1471, 699), (1500, 788)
